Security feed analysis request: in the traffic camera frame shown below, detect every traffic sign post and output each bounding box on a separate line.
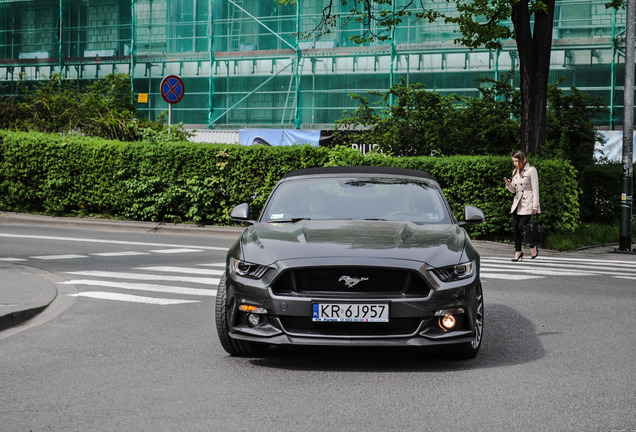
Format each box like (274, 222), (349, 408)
(160, 75), (185, 132)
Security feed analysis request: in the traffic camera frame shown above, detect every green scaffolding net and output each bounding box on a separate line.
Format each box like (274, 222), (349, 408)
(0, 0), (628, 129)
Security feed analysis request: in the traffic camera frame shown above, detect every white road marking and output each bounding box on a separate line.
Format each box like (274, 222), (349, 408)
(31, 254), (88, 260)
(507, 255), (636, 265)
(480, 255), (636, 280)
(134, 266), (224, 275)
(614, 276), (636, 281)
(61, 279), (217, 296)
(483, 264), (635, 277)
(149, 248), (203, 254)
(0, 257), (27, 262)
(480, 273), (544, 280)
(0, 233), (226, 251)
(91, 251), (150, 257)
(69, 292), (200, 305)
(199, 263), (226, 267)
(482, 257), (636, 272)
(480, 266), (597, 277)
(65, 270), (217, 285)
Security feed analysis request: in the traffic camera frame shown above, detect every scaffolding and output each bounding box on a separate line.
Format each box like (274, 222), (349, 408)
(0, 0), (629, 129)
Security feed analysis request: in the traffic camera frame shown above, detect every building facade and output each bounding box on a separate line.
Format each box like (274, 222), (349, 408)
(0, 0), (629, 130)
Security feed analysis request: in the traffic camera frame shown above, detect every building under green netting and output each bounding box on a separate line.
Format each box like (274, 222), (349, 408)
(0, 0), (630, 130)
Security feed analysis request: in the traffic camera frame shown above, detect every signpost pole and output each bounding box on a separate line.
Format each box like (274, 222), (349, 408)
(168, 104), (172, 133)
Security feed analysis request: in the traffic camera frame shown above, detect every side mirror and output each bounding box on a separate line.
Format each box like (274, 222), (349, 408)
(230, 203), (254, 223)
(459, 205), (485, 226)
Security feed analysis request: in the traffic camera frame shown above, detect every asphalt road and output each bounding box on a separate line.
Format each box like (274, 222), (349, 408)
(1, 223), (635, 432)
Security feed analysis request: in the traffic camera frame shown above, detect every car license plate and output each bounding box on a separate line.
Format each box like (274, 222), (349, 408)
(312, 303), (389, 322)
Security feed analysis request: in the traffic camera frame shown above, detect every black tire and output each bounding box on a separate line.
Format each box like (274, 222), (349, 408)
(215, 273), (269, 356)
(439, 283), (484, 360)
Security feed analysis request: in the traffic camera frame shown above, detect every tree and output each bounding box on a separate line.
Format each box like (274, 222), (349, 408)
(281, 0), (556, 155)
(447, 0), (555, 156)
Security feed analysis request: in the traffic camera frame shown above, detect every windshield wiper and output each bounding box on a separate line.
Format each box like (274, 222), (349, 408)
(265, 217), (311, 223)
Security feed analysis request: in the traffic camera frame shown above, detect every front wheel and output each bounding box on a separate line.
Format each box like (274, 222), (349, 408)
(439, 284), (484, 360)
(215, 273), (269, 356)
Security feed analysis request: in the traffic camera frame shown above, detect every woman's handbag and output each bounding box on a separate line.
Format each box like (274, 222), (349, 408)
(523, 215), (543, 245)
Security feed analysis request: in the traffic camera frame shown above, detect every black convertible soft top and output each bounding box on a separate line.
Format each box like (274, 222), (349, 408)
(284, 165), (436, 181)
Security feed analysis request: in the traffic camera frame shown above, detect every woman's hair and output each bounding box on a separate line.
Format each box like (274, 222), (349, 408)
(512, 149), (527, 177)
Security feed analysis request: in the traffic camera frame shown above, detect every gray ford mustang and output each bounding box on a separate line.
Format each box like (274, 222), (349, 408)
(216, 166), (485, 359)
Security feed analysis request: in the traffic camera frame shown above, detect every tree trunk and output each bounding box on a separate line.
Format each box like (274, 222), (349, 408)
(511, 0), (555, 154)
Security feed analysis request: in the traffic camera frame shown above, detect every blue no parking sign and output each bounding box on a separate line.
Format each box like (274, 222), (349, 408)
(160, 75), (185, 104)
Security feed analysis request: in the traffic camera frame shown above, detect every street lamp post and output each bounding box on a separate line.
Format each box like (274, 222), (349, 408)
(620, 0), (635, 252)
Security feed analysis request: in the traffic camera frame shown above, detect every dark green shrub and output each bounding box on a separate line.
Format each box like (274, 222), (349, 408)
(0, 74), (190, 142)
(0, 131), (579, 239)
(578, 162), (635, 224)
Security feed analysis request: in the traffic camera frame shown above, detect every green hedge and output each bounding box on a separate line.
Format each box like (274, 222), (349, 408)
(0, 131), (579, 239)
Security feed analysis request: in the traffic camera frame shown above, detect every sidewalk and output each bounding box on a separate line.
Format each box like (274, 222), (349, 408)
(1, 212), (634, 333)
(0, 262), (58, 332)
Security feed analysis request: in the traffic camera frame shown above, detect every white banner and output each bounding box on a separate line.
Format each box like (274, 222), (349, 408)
(239, 129), (320, 147)
(596, 131), (636, 162)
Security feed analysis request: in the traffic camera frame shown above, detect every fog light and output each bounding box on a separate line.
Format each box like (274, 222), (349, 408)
(440, 314), (457, 330)
(247, 313), (261, 327)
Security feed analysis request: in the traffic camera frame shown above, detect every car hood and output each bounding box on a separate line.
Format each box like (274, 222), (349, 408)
(238, 220), (467, 268)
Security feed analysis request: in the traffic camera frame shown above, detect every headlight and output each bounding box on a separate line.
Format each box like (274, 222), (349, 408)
(230, 257), (269, 279)
(432, 260), (476, 282)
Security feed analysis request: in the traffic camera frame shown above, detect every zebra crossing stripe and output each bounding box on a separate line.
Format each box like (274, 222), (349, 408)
(480, 256), (636, 279)
(0, 232), (227, 251)
(91, 251), (150, 257)
(133, 266), (224, 275)
(149, 248), (203, 254)
(480, 273), (543, 280)
(482, 265), (634, 277)
(482, 257), (636, 271)
(509, 255), (636, 265)
(31, 254), (88, 260)
(481, 266), (597, 277)
(69, 292), (201, 305)
(65, 270), (217, 285)
(61, 279), (217, 296)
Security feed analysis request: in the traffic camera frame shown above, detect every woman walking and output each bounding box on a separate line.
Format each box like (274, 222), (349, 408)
(504, 150), (540, 261)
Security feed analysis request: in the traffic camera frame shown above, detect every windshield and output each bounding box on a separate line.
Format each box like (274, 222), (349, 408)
(260, 176), (452, 224)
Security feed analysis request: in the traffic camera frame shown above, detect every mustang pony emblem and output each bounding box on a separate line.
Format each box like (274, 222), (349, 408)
(338, 276), (369, 288)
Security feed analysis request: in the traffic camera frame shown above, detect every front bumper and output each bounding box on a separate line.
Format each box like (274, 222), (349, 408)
(224, 257), (481, 348)
(230, 318), (476, 347)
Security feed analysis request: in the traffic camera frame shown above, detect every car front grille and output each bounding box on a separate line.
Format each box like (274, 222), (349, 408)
(271, 267), (431, 298)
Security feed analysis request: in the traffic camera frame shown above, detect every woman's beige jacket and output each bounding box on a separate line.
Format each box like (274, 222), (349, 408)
(506, 164), (540, 215)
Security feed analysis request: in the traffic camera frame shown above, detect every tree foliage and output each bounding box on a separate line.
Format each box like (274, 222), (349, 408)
(335, 75), (607, 173)
(335, 76), (519, 157)
(0, 73), (190, 142)
(543, 81), (609, 172)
